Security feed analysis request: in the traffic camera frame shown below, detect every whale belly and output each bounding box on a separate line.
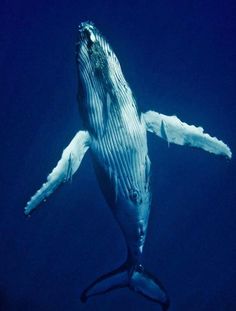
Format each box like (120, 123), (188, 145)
(90, 111), (151, 262)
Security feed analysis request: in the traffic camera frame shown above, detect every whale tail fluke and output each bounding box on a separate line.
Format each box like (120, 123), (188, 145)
(81, 264), (169, 310)
(129, 265), (170, 310)
(80, 264), (129, 303)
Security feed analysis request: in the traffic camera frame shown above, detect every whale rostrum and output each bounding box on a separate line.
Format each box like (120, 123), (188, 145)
(24, 21), (231, 310)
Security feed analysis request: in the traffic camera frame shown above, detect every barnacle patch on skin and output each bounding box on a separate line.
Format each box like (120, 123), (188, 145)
(90, 42), (108, 71)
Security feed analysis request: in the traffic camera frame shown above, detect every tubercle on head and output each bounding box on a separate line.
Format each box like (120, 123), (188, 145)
(77, 21), (98, 49)
(78, 21), (95, 30)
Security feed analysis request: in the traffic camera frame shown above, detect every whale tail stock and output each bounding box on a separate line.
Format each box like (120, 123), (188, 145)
(143, 110), (232, 158)
(81, 262), (170, 310)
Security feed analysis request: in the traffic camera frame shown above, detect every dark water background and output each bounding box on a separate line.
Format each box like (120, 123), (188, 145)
(1, 0), (236, 310)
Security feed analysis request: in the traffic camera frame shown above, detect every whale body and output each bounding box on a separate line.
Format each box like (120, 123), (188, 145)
(24, 21), (231, 310)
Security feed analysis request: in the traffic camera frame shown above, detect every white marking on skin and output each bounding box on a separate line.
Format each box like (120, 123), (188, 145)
(90, 32), (95, 42)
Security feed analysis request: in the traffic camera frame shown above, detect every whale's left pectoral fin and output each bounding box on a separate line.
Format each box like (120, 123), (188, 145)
(24, 130), (90, 216)
(143, 110), (232, 159)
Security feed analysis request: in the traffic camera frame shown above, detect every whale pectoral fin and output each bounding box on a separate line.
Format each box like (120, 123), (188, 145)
(143, 110), (232, 158)
(24, 131), (90, 216)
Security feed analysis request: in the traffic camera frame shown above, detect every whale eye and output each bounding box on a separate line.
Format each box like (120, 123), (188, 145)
(129, 188), (142, 205)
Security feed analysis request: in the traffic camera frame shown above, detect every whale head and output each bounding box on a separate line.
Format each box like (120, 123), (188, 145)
(76, 21), (139, 138)
(77, 22), (118, 65)
(76, 21), (123, 89)
(76, 21), (131, 135)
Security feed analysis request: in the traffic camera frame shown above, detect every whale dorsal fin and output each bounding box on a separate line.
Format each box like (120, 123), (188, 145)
(24, 131), (90, 215)
(143, 110), (232, 159)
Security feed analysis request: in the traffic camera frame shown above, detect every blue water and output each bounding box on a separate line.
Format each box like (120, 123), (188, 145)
(1, 0), (236, 310)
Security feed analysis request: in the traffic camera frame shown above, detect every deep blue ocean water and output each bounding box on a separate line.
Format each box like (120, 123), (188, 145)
(1, 0), (236, 310)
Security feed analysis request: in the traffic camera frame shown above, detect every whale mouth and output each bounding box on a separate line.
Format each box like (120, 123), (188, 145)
(78, 21), (96, 48)
(77, 21), (108, 73)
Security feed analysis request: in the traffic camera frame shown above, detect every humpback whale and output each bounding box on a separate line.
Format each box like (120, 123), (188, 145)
(24, 21), (232, 310)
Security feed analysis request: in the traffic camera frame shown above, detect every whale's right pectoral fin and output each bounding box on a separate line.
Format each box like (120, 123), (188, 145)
(24, 130), (90, 216)
(143, 110), (232, 159)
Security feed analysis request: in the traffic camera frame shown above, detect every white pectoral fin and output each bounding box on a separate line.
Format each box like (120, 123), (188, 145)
(24, 130), (90, 216)
(143, 110), (232, 159)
